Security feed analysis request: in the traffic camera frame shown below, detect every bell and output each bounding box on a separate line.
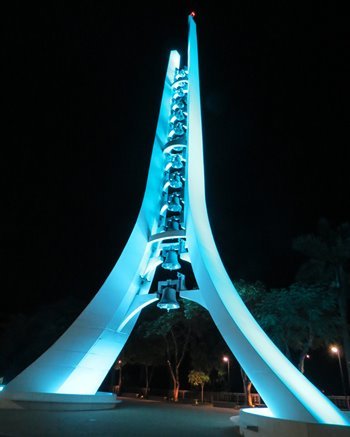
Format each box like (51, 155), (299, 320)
(174, 87), (185, 99)
(173, 98), (186, 110)
(175, 68), (187, 81)
(169, 172), (182, 189)
(173, 121), (185, 136)
(171, 155), (183, 169)
(168, 194), (182, 212)
(167, 217), (180, 231)
(158, 214), (167, 231)
(157, 286), (180, 311)
(174, 109), (185, 121)
(162, 249), (181, 270)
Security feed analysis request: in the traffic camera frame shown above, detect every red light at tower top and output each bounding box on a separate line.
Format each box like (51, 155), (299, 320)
(190, 11), (196, 17)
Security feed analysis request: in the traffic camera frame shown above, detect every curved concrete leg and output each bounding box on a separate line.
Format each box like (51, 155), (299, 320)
(2, 14), (349, 429)
(185, 16), (349, 426)
(1, 50), (180, 397)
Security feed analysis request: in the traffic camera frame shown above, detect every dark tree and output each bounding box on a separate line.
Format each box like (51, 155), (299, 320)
(133, 298), (224, 401)
(236, 278), (341, 403)
(260, 284), (340, 373)
(235, 280), (265, 405)
(293, 219), (350, 389)
(0, 296), (85, 382)
(139, 301), (192, 401)
(123, 326), (165, 396)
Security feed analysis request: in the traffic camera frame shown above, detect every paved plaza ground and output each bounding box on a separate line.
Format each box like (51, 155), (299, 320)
(0, 397), (241, 436)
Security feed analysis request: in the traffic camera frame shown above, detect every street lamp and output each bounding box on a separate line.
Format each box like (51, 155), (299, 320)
(117, 359), (123, 394)
(223, 356), (230, 390)
(330, 346), (349, 409)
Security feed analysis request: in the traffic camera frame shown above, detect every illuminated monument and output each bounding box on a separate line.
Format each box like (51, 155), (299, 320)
(2, 14), (349, 428)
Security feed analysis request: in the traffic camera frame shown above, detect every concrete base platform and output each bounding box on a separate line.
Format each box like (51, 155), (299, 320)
(0, 391), (120, 411)
(239, 408), (350, 436)
(0, 397), (240, 436)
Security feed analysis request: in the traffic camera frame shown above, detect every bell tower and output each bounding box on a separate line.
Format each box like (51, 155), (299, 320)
(1, 15), (349, 427)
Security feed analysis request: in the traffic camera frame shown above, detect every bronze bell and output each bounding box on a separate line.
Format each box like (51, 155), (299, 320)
(169, 172), (183, 189)
(157, 286), (180, 311)
(167, 217), (180, 231)
(168, 194), (182, 212)
(174, 109), (185, 121)
(171, 155), (183, 169)
(173, 121), (185, 136)
(162, 249), (181, 270)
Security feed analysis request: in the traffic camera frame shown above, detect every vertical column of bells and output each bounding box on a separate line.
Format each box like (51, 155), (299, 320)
(158, 67), (188, 234)
(156, 67), (189, 310)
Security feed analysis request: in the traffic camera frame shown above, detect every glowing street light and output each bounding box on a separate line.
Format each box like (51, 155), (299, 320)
(116, 359), (123, 394)
(223, 356), (230, 390)
(330, 346), (349, 409)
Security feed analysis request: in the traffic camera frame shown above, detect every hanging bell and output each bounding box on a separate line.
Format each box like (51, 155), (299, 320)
(173, 121), (185, 136)
(174, 109), (185, 121)
(169, 172), (183, 189)
(162, 249), (181, 270)
(168, 194), (182, 212)
(174, 88), (185, 99)
(175, 68), (187, 81)
(167, 217), (180, 231)
(157, 286), (180, 311)
(174, 98), (186, 110)
(158, 214), (167, 231)
(171, 155), (183, 169)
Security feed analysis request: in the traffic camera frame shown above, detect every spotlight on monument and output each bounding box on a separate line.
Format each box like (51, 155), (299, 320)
(157, 286), (180, 312)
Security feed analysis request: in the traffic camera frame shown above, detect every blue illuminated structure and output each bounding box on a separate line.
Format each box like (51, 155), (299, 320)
(1, 16), (349, 426)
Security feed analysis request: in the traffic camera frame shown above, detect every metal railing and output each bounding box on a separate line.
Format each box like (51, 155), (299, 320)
(120, 387), (350, 412)
(328, 395), (350, 410)
(121, 387), (262, 405)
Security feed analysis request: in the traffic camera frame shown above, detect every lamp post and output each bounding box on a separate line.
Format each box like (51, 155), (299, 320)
(117, 359), (123, 394)
(330, 346), (349, 409)
(223, 356), (230, 391)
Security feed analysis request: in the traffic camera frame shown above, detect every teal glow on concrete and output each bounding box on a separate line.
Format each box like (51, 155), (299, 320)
(185, 15), (349, 426)
(1, 16), (349, 428)
(1, 50), (180, 397)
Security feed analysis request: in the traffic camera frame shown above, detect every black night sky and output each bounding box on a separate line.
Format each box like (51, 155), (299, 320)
(2, 0), (349, 378)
